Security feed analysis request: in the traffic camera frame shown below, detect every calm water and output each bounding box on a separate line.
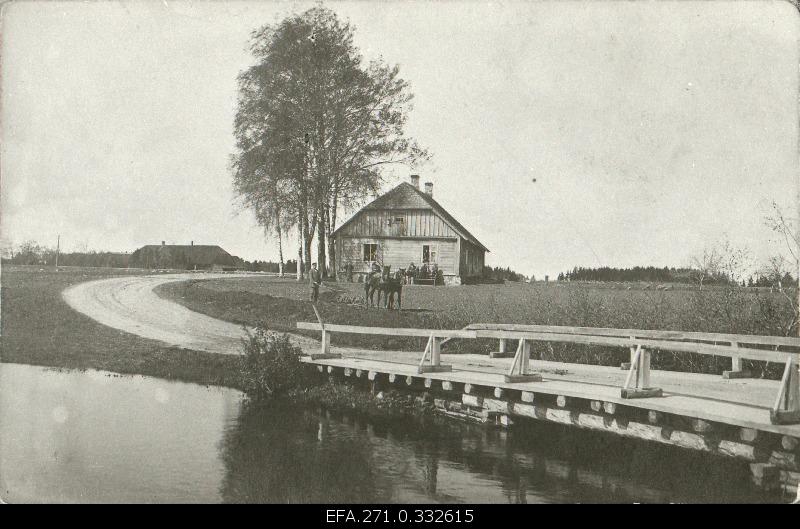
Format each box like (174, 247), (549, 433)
(0, 363), (782, 503)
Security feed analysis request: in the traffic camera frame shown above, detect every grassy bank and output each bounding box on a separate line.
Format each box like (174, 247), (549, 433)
(0, 266), (241, 387)
(157, 275), (797, 376)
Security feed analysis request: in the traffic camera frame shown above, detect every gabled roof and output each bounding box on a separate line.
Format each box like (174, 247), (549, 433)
(133, 245), (236, 266)
(333, 182), (489, 252)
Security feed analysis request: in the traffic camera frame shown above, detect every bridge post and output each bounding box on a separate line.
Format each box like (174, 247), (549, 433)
(723, 342), (751, 379)
(770, 357), (800, 424)
(505, 339), (542, 383)
(418, 335), (452, 373)
(490, 338), (514, 358)
(621, 344), (663, 399)
(309, 304), (341, 360)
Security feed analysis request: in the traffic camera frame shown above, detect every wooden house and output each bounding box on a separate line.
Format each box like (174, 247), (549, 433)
(332, 175), (489, 285)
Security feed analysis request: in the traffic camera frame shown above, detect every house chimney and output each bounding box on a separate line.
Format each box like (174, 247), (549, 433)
(424, 182), (433, 196)
(410, 174), (420, 189)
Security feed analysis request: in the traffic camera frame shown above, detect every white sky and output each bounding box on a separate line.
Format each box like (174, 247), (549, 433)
(2, 1), (798, 278)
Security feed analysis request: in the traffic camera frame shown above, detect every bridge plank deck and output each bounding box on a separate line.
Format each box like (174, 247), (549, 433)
(302, 351), (800, 436)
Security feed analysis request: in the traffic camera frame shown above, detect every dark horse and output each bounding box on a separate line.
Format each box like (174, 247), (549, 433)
(365, 270), (403, 309)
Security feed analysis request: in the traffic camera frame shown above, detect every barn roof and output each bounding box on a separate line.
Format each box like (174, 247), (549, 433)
(333, 182), (489, 252)
(133, 245), (237, 266)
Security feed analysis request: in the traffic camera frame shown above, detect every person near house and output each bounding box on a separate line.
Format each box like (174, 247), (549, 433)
(406, 262), (417, 285)
(310, 263), (321, 302)
(420, 262), (430, 280)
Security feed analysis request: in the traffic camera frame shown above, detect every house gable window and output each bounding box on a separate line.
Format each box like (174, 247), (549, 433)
(363, 243), (378, 262)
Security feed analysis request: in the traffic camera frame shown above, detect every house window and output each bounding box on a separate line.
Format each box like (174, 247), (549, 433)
(388, 216), (406, 236)
(422, 245), (437, 264)
(363, 243), (378, 262)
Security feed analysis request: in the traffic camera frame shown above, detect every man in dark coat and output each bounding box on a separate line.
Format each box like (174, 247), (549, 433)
(310, 263), (321, 302)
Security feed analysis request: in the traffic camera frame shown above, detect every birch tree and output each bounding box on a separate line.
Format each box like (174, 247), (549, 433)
(231, 7), (427, 280)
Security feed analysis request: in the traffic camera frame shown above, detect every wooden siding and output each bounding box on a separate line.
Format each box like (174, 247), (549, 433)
(459, 240), (485, 277)
(337, 237), (459, 276)
(338, 209), (458, 238)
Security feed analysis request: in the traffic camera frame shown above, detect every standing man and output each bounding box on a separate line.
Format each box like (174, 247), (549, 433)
(406, 262), (416, 285)
(310, 262), (321, 302)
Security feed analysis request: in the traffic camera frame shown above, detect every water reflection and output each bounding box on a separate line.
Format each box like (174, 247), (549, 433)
(0, 363), (782, 503)
(218, 401), (778, 504)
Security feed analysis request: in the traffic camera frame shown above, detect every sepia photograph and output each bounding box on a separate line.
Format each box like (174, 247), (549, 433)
(2, 0), (800, 507)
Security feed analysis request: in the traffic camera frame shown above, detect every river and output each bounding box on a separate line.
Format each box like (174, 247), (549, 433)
(0, 363), (782, 503)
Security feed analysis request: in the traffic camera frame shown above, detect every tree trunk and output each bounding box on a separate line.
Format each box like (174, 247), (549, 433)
(327, 228), (336, 281)
(276, 224), (284, 278)
(327, 190), (338, 280)
(317, 206), (327, 278)
(302, 210), (315, 278)
(296, 215), (304, 281)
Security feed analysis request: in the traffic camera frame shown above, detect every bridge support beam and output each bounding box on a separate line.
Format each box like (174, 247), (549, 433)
(308, 305), (341, 360)
(505, 339), (542, 383)
(490, 338), (514, 358)
(620, 345), (663, 399)
(723, 342), (751, 379)
(418, 336), (452, 374)
(771, 358), (800, 425)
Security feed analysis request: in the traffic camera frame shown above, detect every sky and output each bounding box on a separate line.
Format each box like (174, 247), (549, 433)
(2, 0), (798, 279)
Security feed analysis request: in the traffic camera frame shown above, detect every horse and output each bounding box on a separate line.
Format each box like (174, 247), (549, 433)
(380, 270), (404, 310)
(364, 270), (383, 307)
(364, 270), (403, 309)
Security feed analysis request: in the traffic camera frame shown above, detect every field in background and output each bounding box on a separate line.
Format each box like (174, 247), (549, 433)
(157, 276), (796, 377)
(0, 265), (241, 386)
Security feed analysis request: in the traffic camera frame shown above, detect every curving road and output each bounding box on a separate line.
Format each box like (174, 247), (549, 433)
(62, 273), (256, 355)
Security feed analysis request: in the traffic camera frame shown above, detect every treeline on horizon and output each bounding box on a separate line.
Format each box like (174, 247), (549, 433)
(4, 241), (793, 289)
(1, 242), (514, 279)
(558, 265), (795, 288)
(0, 241), (303, 273)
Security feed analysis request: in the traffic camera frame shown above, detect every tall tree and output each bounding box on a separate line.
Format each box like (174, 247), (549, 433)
(231, 7), (427, 281)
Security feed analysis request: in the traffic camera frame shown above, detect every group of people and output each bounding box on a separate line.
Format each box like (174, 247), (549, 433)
(403, 262), (439, 284)
(311, 260), (444, 302)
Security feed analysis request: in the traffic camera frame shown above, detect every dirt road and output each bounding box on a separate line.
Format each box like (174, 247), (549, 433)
(62, 274), (260, 355)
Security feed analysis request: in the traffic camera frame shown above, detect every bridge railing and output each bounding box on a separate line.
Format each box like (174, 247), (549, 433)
(295, 318), (800, 425)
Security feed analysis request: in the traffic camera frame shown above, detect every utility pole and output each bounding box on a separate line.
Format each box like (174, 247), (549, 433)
(55, 234), (60, 269)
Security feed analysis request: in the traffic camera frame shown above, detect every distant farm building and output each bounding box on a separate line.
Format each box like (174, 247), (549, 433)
(129, 242), (238, 271)
(333, 175), (489, 285)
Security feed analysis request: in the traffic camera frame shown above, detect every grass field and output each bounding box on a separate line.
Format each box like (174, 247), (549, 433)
(0, 265), (241, 387)
(157, 275), (797, 377)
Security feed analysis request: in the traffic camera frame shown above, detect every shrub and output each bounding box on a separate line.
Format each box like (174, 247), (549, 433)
(239, 325), (312, 399)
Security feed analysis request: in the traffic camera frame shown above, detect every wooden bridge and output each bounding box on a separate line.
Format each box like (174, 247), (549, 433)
(297, 316), (800, 495)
